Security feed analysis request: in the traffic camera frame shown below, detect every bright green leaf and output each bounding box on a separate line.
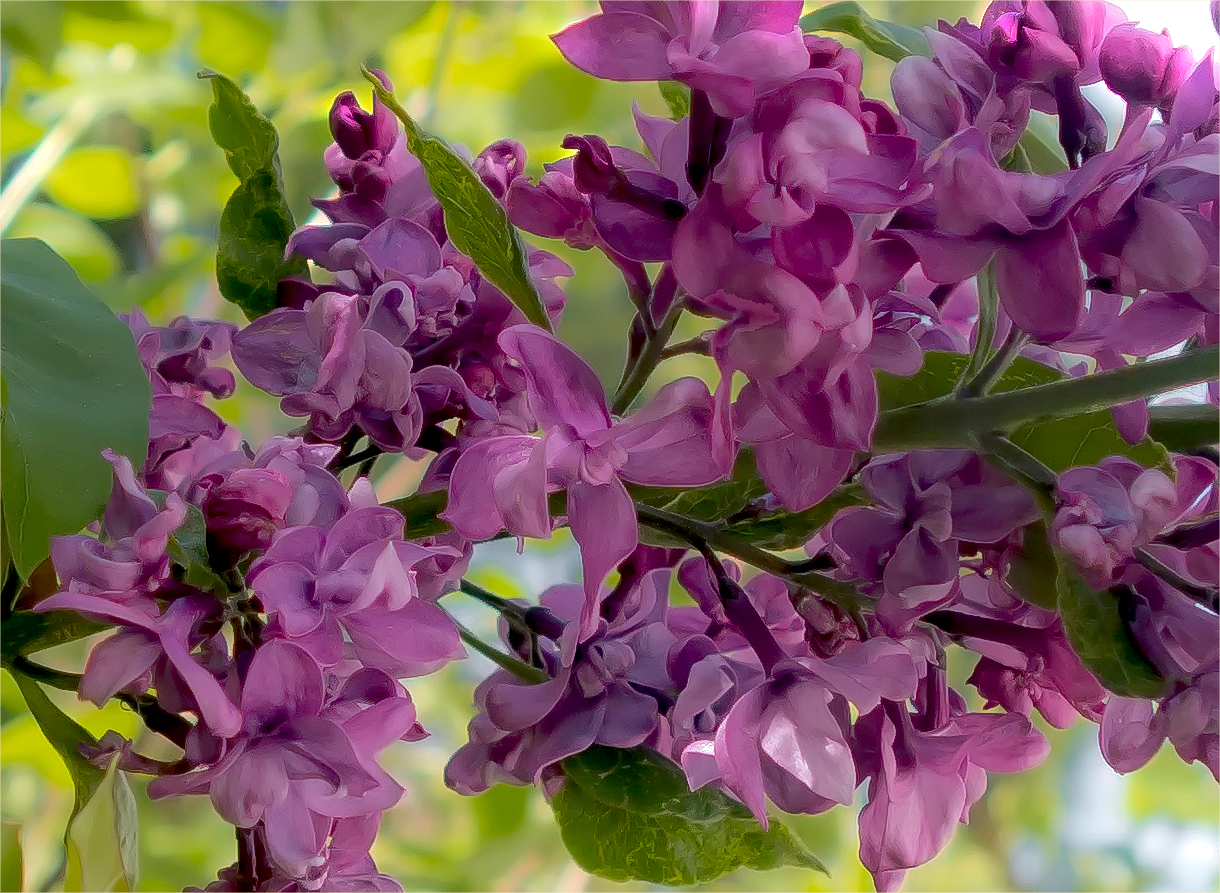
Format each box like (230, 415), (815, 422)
(658, 81), (691, 121)
(1, 822), (22, 893)
(551, 746), (827, 886)
(199, 70), (307, 320)
(10, 672), (103, 814)
(363, 69), (553, 332)
(63, 754), (139, 893)
(1055, 560), (1167, 699)
(197, 2), (274, 77)
(799, 1), (931, 62)
(473, 784), (530, 841)
(0, 238), (151, 579)
(44, 146), (140, 219)
(0, 1), (63, 70)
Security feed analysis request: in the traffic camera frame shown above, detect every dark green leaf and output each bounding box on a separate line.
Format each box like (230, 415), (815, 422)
(0, 238), (151, 579)
(799, 1), (930, 62)
(1, 822), (22, 893)
(876, 351), (1172, 473)
(551, 746), (826, 886)
(723, 485), (866, 551)
(1, 612), (107, 661)
(199, 70), (308, 320)
(198, 68), (277, 180)
(10, 673), (103, 814)
(63, 754), (139, 892)
(164, 502), (228, 592)
(387, 488), (450, 539)
(1016, 123), (1069, 175)
(658, 81), (691, 121)
(1148, 404), (1218, 453)
(664, 451), (767, 524)
(1055, 561), (1167, 698)
(363, 69), (553, 332)
(1003, 522), (1059, 611)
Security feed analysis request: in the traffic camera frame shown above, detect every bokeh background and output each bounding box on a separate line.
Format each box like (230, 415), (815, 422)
(1, 2), (1217, 890)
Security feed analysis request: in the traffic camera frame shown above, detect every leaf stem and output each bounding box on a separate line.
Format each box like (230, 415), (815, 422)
(611, 299), (686, 415)
(875, 347), (1217, 451)
(959, 327), (1030, 399)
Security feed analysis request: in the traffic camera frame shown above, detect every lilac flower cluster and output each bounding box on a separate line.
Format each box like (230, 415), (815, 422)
(35, 1), (1219, 891)
(40, 316), (464, 890)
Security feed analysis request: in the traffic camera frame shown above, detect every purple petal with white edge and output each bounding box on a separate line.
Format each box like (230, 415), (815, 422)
(615, 377), (731, 487)
(568, 477), (638, 642)
(499, 326), (611, 437)
(551, 12), (674, 82)
(1100, 696), (1166, 772)
(241, 640), (325, 732)
(996, 222), (1084, 343)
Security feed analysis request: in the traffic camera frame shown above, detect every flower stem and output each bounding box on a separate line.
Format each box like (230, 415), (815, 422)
(610, 299), (685, 415)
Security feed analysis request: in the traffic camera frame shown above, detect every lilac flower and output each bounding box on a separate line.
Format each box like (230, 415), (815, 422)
(445, 570), (676, 794)
(1099, 24), (1194, 106)
(124, 309), (238, 399)
(552, 1), (809, 117)
(444, 325), (732, 639)
(247, 507), (465, 676)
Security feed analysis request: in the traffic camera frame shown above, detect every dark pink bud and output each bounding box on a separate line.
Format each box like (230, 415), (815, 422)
(1099, 24), (1193, 105)
(474, 139), (527, 199)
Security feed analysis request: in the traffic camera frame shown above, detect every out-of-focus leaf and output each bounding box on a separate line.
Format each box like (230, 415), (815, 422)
(514, 64), (596, 131)
(44, 146), (140, 219)
(197, 2), (274, 76)
(7, 204), (120, 281)
(1, 612), (107, 661)
(63, 754), (139, 892)
(10, 673), (103, 813)
(799, 2), (931, 62)
(0, 107), (44, 155)
(0, 238), (150, 579)
(877, 351), (1173, 473)
(199, 70), (307, 320)
(551, 746), (826, 885)
(1056, 563), (1167, 699)
(723, 485), (866, 551)
(473, 784), (529, 841)
(365, 69), (553, 332)
(0, 1), (64, 70)
(1, 822), (22, 893)
(61, 2), (173, 51)
(658, 82), (690, 121)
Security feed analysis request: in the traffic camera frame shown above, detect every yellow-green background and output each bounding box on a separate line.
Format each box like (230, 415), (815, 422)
(1, 2), (1216, 891)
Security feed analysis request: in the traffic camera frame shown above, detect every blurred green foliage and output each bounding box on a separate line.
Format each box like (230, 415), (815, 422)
(2, 2), (1217, 891)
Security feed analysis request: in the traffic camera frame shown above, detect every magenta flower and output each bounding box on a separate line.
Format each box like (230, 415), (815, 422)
(552, 1), (809, 117)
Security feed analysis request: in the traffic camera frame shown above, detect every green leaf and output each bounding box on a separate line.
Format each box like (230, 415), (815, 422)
(63, 754), (139, 892)
(1002, 521), (1059, 611)
(1055, 560), (1167, 699)
(164, 501), (228, 592)
(473, 784), (530, 841)
(961, 262), (999, 388)
(551, 746), (826, 886)
(1, 611), (107, 661)
(658, 81), (691, 121)
(362, 69), (553, 332)
(1016, 121), (1069, 175)
(0, 0), (63, 70)
(0, 238), (151, 579)
(799, 1), (930, 62)
(664, 451), (767, 523)
(1148, 404), (1218, 453)
(199, 70), (307, 320)
(44, 147), (140, 220)
(1, 822), (22, 893)
(10, 673), (103, 814)
(876, 351), (1172, 473)
(386, 488), (450, 539)
(723, 485), (866, 551)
